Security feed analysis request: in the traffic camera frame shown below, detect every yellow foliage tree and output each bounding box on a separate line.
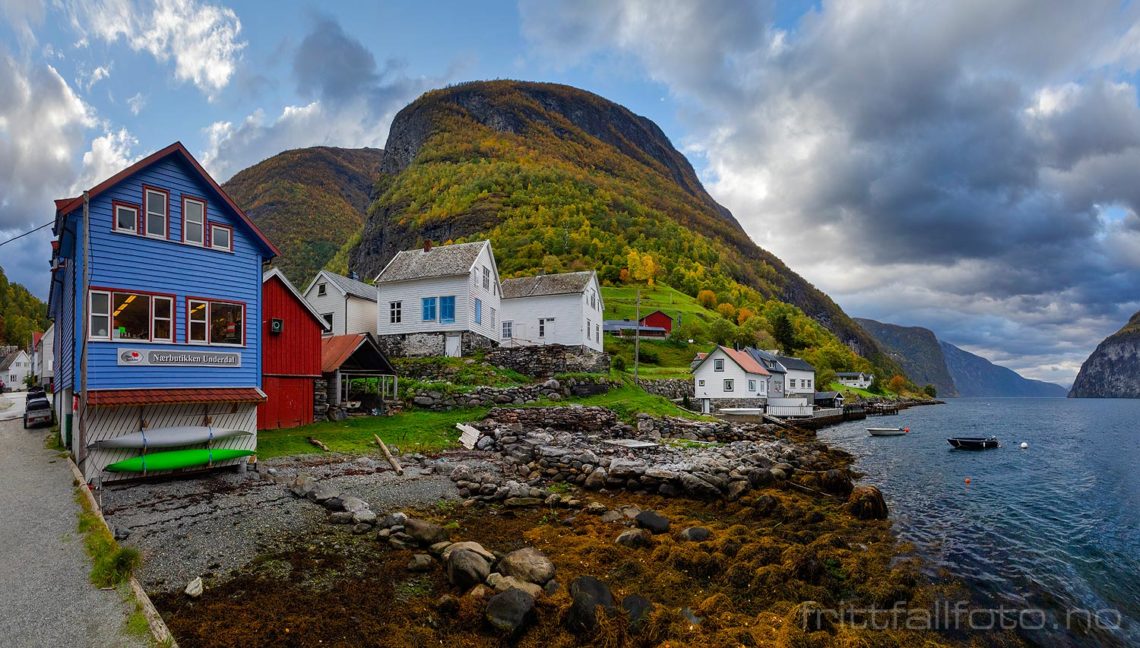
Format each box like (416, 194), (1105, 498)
(697, 290), (718, 309)
(717, 303), (737, 321)
(888, 374), (908, 393)
(736, 307), (755, 325)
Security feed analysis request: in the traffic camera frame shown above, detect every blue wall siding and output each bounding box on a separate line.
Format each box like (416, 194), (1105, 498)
(63, 155), (266, 390)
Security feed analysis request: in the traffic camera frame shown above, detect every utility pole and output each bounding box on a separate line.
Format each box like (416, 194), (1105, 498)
(633, 288), (641, 383)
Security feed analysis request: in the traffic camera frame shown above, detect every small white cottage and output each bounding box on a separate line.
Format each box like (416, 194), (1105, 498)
(500, 271), (604, 351)
(1, 348), (30, 388)
(692, 345), (770, 413)
(303, 270), (379, 336)
(835, 372), (874, 389)
(374, 240), (501, 357)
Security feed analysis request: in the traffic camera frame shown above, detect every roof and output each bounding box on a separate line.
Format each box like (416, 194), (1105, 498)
(693, 346), (770, 376)
(776, 355), (816, 372)
(321, 334), (396, 374)
(307, 270), (377, 302)
(264, 268), (331, 330)
(602, 320), (666, 333)
(836, 372), (869, 378)
(745, 348), (786, 374)
(640, 310), (673, 322)
(32, 332), (43, 348)
(815, 391), (841, 400)
(375, 241), (489, 283)
(86, 387), (266, 407)
(0, 349), (22, 371)
(501, 271), (594, 299)
(54, 142), (279, 257)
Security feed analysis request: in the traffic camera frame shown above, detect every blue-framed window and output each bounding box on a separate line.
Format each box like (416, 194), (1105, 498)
(422, 297), (437, 322)
(474, 298), (483, 324)
(440, 296), (456, 324)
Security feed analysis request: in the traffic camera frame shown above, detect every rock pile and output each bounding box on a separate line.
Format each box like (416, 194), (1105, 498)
(407, 377), (615, 411)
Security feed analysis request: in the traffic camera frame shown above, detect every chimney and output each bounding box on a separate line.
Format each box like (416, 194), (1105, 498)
(423, 239), (433, 252)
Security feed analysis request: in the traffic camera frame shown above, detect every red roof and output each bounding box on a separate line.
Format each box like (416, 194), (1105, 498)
(87, 387), (266, 407)
(54, 142), (279, 257)
(705, 346), (769, 376)
(32, 332), (43, 348)
(322, 334), (368, 373)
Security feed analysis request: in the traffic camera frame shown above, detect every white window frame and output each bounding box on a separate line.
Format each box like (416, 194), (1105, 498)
(390, 301), (402, 324)
(482, 267), (490, 290)
(539, 317), (553, 338)
(490, 306), (496, 328)
(183, 198), (205, 246)
(698, 379), (705, 387)
(89, 291), (111, 340)
(318, 283), (327, 297)
(748, 379), (756, 392)
(188, 299), (209, 344)
(714, 358), (725, 372)
(187, 299), (244, 346)
(322, 312), (334, 328)
(474, 298), (483, 325)
(209, 223), (232, 252)
(152, 296), (173, 342)
(114, 204), (138, 234)
(502, 320), (513, 340)
(144, 189), (168, 239)
(724, 379), (734, 392)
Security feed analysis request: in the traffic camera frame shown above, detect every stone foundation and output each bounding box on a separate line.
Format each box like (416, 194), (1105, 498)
(638, 379), (693, 400)
(313, 378), (329, 421)
(375, 331), (498, 358)
(486, 344), (610, 378)
(406, 377), (616, 411)
(701, 397), (766, 412)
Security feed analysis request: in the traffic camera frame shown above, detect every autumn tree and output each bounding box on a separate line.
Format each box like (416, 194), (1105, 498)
(736, 307), (755, 325)
(716, 303), (737, 321)
(709, 318), (736, 345)
(888, 374), (908, 394)
(697, 290), (718, 309)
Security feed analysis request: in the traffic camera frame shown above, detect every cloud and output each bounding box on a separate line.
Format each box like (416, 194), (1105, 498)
(520, 0), (1140, 382)
(77, 62), (111, 92)
(201, 15), (444, 180)
(67, 0), (245, 98)
(126, 91), (145, 115)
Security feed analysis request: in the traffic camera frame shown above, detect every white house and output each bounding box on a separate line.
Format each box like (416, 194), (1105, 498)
(32, 324), (55, 389)
(500, 271), (604, 352)
(777, 354), (817, 402)
(1, 348), (30, 388)
(374, 240), (501, 357)
(692, 345), (770, 413)
(303, 270), (378, 336)
(836, 372), (874, 389)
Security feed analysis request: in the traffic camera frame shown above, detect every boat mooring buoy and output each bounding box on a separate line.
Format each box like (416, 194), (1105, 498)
(1020, 442), (1029, 449)
(964, 477), (971, 485)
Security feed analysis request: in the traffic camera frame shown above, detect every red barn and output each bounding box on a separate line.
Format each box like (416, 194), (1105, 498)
(639, 310), (674, 334)
(259, 269), (330, 430)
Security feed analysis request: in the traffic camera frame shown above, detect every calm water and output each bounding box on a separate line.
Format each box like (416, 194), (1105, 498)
(819, 398), (1140, 647)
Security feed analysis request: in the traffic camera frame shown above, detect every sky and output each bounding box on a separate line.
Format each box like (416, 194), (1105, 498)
(3, 0), (1140, 386)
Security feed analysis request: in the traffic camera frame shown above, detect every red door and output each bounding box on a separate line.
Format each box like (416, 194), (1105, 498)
(259, 377), (314, 430)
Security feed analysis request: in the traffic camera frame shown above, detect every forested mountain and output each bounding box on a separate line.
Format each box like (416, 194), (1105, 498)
(335, 80), (901, 377)
(854, 319), (958, 396)
(0, 266), (48, 348)
(222, 146), (383, 284)
(1069, 311), (1140, 398)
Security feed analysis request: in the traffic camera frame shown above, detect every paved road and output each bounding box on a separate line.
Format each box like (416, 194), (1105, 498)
(0, 390), (26, 422)
(0, 416), (147, 647)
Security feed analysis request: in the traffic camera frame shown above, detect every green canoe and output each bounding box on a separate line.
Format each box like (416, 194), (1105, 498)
(104, 448), (255, 473)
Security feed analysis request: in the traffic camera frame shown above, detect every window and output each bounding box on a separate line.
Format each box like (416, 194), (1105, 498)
(144, 188), (168, 239)
(89, 292), (111, 339)
(590, 292), (596, 309)
(422, 297), (437, 322)
(113, 203), (138, 234)
(322, 313), (334, 328)
(318, 283), (327, 297)
(209, 224), (232, 251)
(474, 298), (482, 324)
(806, 379), (812, 389)
(152, 296), (173, 342)
(183, 197), (205, 245)
(112, 292), (151, 340)
(502, 321), (513, 340)
(482, 267), (490, 290)
(724, 379), (734, 392)
(539, 318), (553, 338)
(789, 379), (797, 389)
(714, 358), (725, 372)
(748, 379), (756, 392)
(596, 323), (600, 342)
(189, 300), (208, 343)
(698, 379), (705, 386)
(587, 319), (591, 339)
(210, 302), (243, 345)
(389, 301), (402, 324)
(759, 381), (767, 394)
(490, 306), (496, 328)
(440, 296), (456, 324)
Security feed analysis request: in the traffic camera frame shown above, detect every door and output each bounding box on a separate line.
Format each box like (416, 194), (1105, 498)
(445, 333), (462, 358)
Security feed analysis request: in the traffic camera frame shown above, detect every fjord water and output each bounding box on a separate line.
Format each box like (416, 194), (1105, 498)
(819, 398), (1140, 646)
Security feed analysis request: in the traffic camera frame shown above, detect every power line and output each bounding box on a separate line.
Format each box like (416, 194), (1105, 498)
(0, 222), (53, 248)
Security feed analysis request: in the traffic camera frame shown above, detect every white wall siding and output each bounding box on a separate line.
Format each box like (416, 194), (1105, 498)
(499, 274), (604, 351)
(377, 275), (476, 336)
(465, 244), (502, 342)
(305, 280), (348, 334)
(346, 297), (378, 335)
(784, 369), (816, 397)
(692, 349), (767, 399)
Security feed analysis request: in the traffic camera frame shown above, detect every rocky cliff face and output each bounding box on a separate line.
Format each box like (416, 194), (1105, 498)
(1069, 312), (1140, 398)
(854, 319), (958, 396)
(940, 342), (1067, 398)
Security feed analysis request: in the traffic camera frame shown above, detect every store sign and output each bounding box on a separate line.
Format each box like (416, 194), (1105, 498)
(117, 348), (241, 367)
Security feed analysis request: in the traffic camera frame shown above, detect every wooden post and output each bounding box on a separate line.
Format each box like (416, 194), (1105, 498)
(374, 434), (403, 475)
(633, 288), (641, 383)
(307, 437), (330, 452)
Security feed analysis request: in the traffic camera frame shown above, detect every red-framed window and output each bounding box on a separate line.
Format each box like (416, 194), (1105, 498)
(181, 194), (207, 246)
(186, 297), (245, 346)
(142, 185), (170, 239)
(111, 200), (140, 234)
(209, 223), (233, 252)
(87, 287), (177, 342)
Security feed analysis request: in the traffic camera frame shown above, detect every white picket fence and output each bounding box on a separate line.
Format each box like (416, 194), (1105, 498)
(765, 406), (844, 419)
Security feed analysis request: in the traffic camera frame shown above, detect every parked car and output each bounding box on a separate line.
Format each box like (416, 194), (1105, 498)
(0, 378), (6, 393)
(26, 389), (46, 403)
(23, 397), (53, 429)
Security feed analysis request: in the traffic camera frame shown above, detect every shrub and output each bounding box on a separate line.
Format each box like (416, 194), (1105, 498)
(637, 347), (660, 364)
(612, 355), (627, 372)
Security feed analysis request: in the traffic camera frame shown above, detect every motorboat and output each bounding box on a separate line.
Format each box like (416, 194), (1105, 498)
(947, 436), (999, 450)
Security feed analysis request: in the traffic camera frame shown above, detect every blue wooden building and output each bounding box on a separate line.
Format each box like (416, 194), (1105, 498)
(48, 142), (279, 482)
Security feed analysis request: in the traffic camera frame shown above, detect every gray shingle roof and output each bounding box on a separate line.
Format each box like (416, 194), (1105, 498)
(602, 320), (666, 333)
(319, 270), (377, 302)
(776, 355), (815, 372)
(0, 349), (21, 371)
(746, 348), (786, 374)
(501, 271), (594, 299)
(375, 241), (488, 283)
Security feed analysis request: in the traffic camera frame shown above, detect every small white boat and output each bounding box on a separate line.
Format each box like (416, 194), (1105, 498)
(88, 426), (252, 449)
(867, 427), (909, 437)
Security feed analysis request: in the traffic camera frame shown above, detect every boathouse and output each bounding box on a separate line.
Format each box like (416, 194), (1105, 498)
(259, 269), (330, 430)
(48, 142), (279, 483)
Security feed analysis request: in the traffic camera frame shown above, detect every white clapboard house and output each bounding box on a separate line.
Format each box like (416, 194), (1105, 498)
(374, 240), (501, 357)
(835, 371), (874, 389)
(499, 271), (604, 352)
(303, 270), (379, 336)
(691, 345), (770, 413)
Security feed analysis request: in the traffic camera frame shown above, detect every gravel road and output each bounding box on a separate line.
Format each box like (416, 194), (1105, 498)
(0, 417), (147, 648)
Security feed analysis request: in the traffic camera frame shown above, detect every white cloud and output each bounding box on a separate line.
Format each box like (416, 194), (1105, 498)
(126, 91), (146, 114)
(67, 0), (245, 98)
(77, 62), (111, 92)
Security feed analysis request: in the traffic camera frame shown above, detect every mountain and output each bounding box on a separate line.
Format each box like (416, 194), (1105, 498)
(344, 80), (901, 376)
(1068, 311), (1140, 398)
(222, 146), (383, 284)
(854, 319), (958, 396)
(940, 342), (1068, 397)
(0, 265), (48, 348)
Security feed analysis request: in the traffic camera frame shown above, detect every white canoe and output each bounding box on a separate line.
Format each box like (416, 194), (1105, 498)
(867, 427), (908, 437)
(88, 426), (252, 449)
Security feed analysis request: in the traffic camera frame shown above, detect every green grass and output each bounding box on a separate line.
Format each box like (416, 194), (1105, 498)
(562, 385), (713, 422)
(255, 408), (488, 459)
(392, 356), (531, 386)
(602, 283), (714, 324)
(605, 337), (702, 379)
(828, 381), (896, 400)
(74, 490), (140, 588)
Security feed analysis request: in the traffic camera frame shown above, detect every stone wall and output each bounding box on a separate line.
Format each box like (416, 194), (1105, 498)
(405, 377), (616, 411)
(702, 397), (766, 412)
(313, 378), (329, 421)
(486, 344), (610, 378)
(637, 378), (693, 400)
(375, 331), (498, 358)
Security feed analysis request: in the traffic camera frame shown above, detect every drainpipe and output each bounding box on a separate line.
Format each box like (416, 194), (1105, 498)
(344, 295), (349, 335)
(79, 191), (90, 466)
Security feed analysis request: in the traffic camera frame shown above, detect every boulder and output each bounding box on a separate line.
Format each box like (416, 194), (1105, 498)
(289, 474), (316, 498)
(585, 502), (607, 515)
(634, 510), (670, 534)
(328, 511), (355, 524)
(184, 576), (203, 598)
(679, 472), (722, 499)
(678, 527), (712, 542)
(485, 588), (536, 634)
(821, 469), (854, 496)
(441, 541), (495, 563)
(622, 594), (653, 633)
(352, 510), (377, 525)
(308, 483), (339, 503)
(405, 518), (449, 545)
(503, 497), (543, 507)
(566, 576), (616, 634)
(436, 594), (460, 615)
(600, 511), (623, 523)
(341, 496), (369, 513)
(499, 547), (555, 585)
(486, 573), (543, 598)
(726, 480), (750, 501)
(615, 529), (653, 548)
(847, 485), (889, 520)
(321, 497), (345, 512)
(408, 554), (434, 572)
(447, 549), (491, 589)
(753, 494), (780, 517)
(584, 468), (607, 490)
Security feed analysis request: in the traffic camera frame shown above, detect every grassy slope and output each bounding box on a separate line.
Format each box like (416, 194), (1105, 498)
(602, 284), (714, 324)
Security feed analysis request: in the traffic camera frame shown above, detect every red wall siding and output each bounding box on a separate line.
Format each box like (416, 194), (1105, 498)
(262, 275), (323, 375)
(259, 376), (313, 430)
(641, 311), (673, 333)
